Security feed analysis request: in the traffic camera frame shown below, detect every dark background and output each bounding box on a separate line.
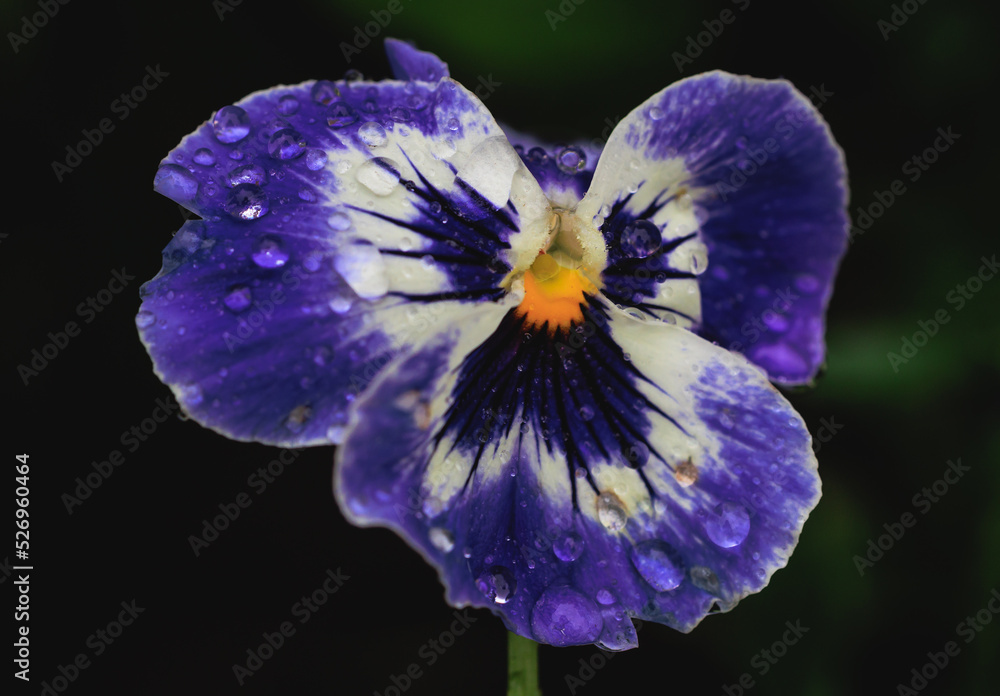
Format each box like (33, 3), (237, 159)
(3, 0), (998, 694)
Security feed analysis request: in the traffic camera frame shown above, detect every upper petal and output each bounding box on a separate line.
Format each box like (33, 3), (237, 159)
(384, 38), (450, 82)
(139, 74), (550, 447)
(578, 71), (848, 384)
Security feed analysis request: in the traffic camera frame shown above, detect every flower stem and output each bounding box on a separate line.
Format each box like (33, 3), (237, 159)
(507, 631), (541, 696)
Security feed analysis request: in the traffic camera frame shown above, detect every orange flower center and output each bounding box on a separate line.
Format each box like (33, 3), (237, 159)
(516, 253), (597, 333)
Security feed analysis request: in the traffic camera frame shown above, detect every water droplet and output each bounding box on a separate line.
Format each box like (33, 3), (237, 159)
(326, 101), (358, 128)
(446, 117), (460, 131)
(530, 586), (602, 646)
(356, 157), (400, 196)
(595, 588), (615, 605)
(327, 212), (352, 231)
(648, 105), (664, 121)
(310, 80), (339, 105)
(303, 251), (324, 272)
(224, 184), (269, 220)
(268, 128), (306, 160)
(620, 219), (661, 258)
(153, 164), (199, 201)
(624, 441), (650, 468)
(212, 106), (251, 143)
(688, 241), (709, 275)
(578, 406), (594, 421)
(305, 149), (328, 171)
(251, 236), (288, 268)
(553, 533), (585, 562)
(179, 383), (203, 406)
(224, 286), (252, 311)
(795, 273), (821, 294)
(429, 527), (455, 553)
(704, 502), (750, 548)
(630, 540), (684, 591)
(389, 106), (410, 122)
(556, 145), (586, 174)
(754, 568), (766, 581)
(476, 566), (516, 604)
(335, 243), (388, 299)
(690, 566), (720, 594)
(285, 405), (310, 433)
(358, 121), (387, 147)
(193, 148), (216, 166)
(674, 459), (698, 487)
(135, 310), (155, 328)
(763, 312), (790, 332)
(597, 491), (627, 532)
(227, 163), (267, 186)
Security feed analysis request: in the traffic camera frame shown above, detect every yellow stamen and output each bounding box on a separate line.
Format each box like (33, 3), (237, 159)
(516, 253), (596, 333)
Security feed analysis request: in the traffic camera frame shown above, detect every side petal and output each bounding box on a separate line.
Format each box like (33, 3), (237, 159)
(335, 295), (819, 647)
(384, 38), (450, 82)
(578, 71), (848, 384)
(139, 75), (549, 447)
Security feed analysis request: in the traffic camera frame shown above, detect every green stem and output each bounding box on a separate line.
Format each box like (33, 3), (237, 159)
(507, 631), (541, 696)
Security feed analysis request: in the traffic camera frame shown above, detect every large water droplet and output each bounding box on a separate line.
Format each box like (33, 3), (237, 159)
(553, 533), (585, 562)
(429, 527), (455, 553)
(530, 586), (602, 646)
(597, 491), (627, 532)
(227, 163), (267, 186)
(305, 149), (328, 171)
(335, 243), (388, 299)
(224, 286), (252, 311)
(556, 145), (586, 174)
(704, 502), (750, 548)
(311, 80), (339, 105)
(154, 164), (199, 201)
(620, 219), (661, 258)
(356, 157), (400, 196)
(358, 121), (387, 147)
(326, 101), (359, 128)
(629, 540), (684, 591)
(476, 566), (516, 604)
(224, 184), (269, 220)
(252, 236), (289, 268)
(595, 588), (615, 605)
(268, 128), (306, 160)
(193, 148), (216, 166)
(212, 106), (251, 144)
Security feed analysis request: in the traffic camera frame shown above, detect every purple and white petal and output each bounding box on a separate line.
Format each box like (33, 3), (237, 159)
(503, 125), (602, 210)
(140, 75), (550, 447)
(384, 38), (450, 82)
(577, 71), (848, 383)
(335, 295), (819, 647)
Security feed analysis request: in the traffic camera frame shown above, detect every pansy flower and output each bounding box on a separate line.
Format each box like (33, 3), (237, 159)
(138, 39), (847, 649)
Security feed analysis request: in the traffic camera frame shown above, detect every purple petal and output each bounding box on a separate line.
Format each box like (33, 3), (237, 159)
(335, 296), (820, 647)
(140, 74), (549, 446)
(578, 71), (848, 384)
(384, 38), (450, 82)
(502, 125), (602, 209)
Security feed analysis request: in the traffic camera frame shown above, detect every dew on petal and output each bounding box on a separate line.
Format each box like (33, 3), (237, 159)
(595, 588), (615, 605)
(154, 164), (199, 201)
(268, 128), (306, 160)
(553, 533), (584, 562)
(305, 149), (329, 171)
(687, 241), (709, 275)
(224, 184), (269, 220)
(674, 459), (699, 487)
(476, 566), (516, 604)
(429, 527), (455, 553)
(212, 106), (251, 143)
(648, 105), (664, 121)
(530, 586), (602, 646)
(327, 211), (352, 231)
(630, 540), (684, 592)
(335, 243), (388, 299)
(179, 383), (203, 407)
(326, 101), (359, 128)
(135, 310), (156, 328)
(620, 219), (661, 258)
(251, 236), (289, 268)
(310, 80), (339, 105)
(277, 95), (300, 115)
(704, 502), (751, 548)
(356, 158), (400, 196)
(358, 121), (387, 147)
(597, 491), (628, 532)
(556, 145), (586, 174)
(227, 163), (267, 186)
(285, 405), (311, 433)
(224, 286), (252, 311)
(193, 148), (216, 166)
(690, 566), (721, 594)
